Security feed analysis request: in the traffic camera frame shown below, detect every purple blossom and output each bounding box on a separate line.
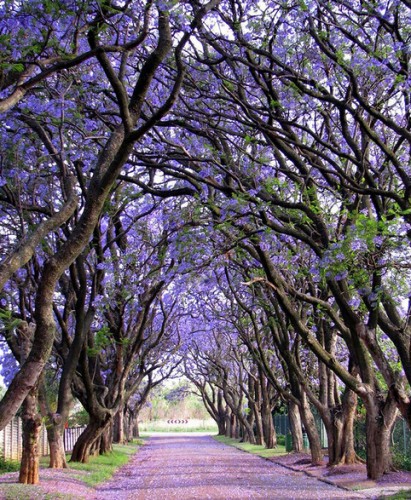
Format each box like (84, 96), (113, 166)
(334, 270), (348, 281)
(348, 297), (361, 308)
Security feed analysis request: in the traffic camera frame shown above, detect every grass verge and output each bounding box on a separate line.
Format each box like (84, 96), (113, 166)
(213, 435), (287, 459)
(66, 440), (144, 487)
(1, 439), (145, 500)
(0, 456), (20, 474)
(379, 490), (411, 500)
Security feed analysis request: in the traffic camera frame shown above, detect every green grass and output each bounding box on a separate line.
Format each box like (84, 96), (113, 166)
(378, 490), (411, 499)
(0, 441), (143, 500)
(66, 440), (144, 487)
(0, 456), (20, 474)
(2, 440), (143, 486)
(213, 435), (287, 458)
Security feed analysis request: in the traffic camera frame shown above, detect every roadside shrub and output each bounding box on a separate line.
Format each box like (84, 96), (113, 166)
(0, 455), (20, 473)
(277, 434), (285, 446)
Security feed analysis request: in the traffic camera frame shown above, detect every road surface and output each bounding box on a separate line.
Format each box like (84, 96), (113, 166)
(94, 434), (366, 499)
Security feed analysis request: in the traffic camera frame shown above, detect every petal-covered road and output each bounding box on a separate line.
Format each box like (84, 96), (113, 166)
(94, 434), (366, 499)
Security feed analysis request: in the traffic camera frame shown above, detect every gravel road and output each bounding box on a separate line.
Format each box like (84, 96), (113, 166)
(94, 434), (366, 499)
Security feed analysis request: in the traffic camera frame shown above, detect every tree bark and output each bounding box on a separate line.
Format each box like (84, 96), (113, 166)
(288, 401), (303, 452)
(99, 424), (113, 455)
(38, 384), (68, 469)
(113, 409), (125, 444)
(300, 392), (323, 464)
(70, 417), (111, 463)
(230, 413), (239, 439)
(225, 408), (232, 438)
(47, 419), (67, 469)
(253, 408), (264, 446)
(250, 377), (264, 446)
(19, 388), (42, 484)
(261, 404), (276, 449)
(17, 322), (42, 484)
(326, 388), (358, 466)
(260, 376), (276, 449)
(339, 388), (357, 464)
(216, 391), (227, 435)
(133, 416), (140, 439)
(364, 395), (398, 479)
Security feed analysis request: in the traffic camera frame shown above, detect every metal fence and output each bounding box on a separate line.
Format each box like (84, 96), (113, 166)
(392, 417), (411, 458)
(64, 426), (86, 453)
(354, 416), (411, 461)
(274, 412), (328, 447)
(274, 414), (290, 436)
(0, 418), (86, 461)
(274, 412), (411, 459)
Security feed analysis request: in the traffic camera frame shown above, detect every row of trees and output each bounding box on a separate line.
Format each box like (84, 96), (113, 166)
(1, 0), (410, 484)
(0, 0), (219, 483)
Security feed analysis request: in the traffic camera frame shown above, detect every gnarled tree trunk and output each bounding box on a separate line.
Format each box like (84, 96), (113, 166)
(324, 388), (358, 466)
(99, 424), (113, 455)
(70, 417), (111, 463)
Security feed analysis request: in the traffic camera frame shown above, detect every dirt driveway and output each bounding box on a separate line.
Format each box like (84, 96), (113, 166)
(93, 434), (366, 499)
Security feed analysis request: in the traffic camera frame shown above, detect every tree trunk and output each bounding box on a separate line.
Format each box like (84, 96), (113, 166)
(326, 388), (358, 466)
(230, 413), (239, 439)
(133, 417), (140, 439)
(18, 322), (42, 484)
(38, 383), (68, 469)
(225, 409), (232, 438)
(261, 405), (276, 449)
(217, 419), (226, 436)
(70, 418), (111, 463)
(253, 408), (264, 446)
(124, 410), (132, 442)
(113, 409), (125, 444)
(316, 385), (358, 467)
(288, 401), (303, 452)
(217, 391), (226, 435)
(339, 389), (357, 464)
(99, 424), (113, 454)
(249, 377), (263, 445)
(364, 396), (398, 480)
(19, 389), (42, 484)
(242, 417), (256, 444)
(300, 392), (323, 464)
(244, 400), (256, 444)
(47, 419), (67, 469)
(260, 376), (276, 449)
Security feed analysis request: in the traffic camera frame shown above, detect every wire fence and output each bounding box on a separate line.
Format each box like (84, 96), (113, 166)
(274, 413), (411, 461)
(354, 416), (411, 465)
(0, 417), (86, 461)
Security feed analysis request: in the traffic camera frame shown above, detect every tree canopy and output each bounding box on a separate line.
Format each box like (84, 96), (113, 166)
(0, 0), (410, 483)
